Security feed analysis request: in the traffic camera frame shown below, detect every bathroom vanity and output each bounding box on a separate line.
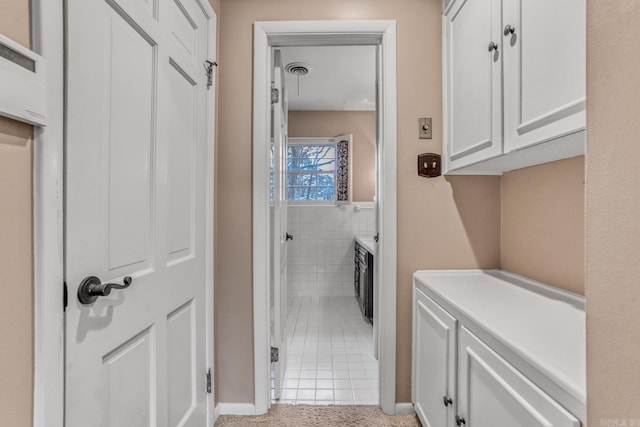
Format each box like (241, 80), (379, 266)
(412, 270), (585, 427)
(355, 236), (375, 324)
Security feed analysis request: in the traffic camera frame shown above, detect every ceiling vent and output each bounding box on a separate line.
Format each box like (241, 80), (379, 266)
(285, 62), (310, 76)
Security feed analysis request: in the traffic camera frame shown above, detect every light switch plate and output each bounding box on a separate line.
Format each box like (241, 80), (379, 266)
(419, 117), (432, 139)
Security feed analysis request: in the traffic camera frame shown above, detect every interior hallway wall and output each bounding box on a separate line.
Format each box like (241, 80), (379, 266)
(215, 0), (501, 404)
(501, 156), (585, 295)
(586, 0), (640, 422)
(288, 111), (376, 202)
(0, 0), (34, 425)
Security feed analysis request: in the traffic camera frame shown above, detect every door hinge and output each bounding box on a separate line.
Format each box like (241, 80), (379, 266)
(374, 232), (380, 243)
(271, 346), (279, 363)
(204, 60), (217, 90)
(63, 282), (68, 311)
(206, 369), (212, 394)
(271, 84), (279, 104)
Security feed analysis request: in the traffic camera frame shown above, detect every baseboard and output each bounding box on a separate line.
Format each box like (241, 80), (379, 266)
(214, 404), (220, 421)
(218, 403), (257, 416)
(395, 403), (415, 416)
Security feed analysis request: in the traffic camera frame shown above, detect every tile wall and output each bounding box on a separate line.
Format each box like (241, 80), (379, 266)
(287, 204), (376, 297)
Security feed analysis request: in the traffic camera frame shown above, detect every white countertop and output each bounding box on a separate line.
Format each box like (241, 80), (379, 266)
(413, 269), (586, 405)
(355, 236), (376, 255)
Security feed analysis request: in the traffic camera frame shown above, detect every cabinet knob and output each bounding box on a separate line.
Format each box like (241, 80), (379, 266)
(488, 42), (499, 52)
(443, 396), (453, 407)
(456, 415), (466, 426)
(503, 24), (516, 36)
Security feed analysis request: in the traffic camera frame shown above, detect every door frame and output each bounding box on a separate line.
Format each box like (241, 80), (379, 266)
(32, 2), (218, 426)
(252, 20), (397, 415)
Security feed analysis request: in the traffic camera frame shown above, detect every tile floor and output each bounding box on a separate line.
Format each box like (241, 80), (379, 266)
(272, 296), (379, 405)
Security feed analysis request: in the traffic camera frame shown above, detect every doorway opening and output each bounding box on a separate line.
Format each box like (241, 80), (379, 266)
(271, 44), (379, 406)
(252, 20), (397, 415)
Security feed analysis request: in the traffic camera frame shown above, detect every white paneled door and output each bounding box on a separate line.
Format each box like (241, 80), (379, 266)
(271, 49), (289, 401)
(65, 0), (213, 425)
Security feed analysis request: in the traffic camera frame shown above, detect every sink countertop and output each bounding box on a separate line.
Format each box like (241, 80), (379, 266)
(355, 235), (376, 255)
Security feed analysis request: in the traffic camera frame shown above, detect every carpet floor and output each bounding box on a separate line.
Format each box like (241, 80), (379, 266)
(215, 405), (421, 427)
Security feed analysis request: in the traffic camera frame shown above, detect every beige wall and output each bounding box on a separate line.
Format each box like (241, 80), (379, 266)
(501, 157), (585, 295)
(0, 0), (33, 426)
(586, 0), (640, 423)
(288, 110), (376, 202)
(215, 0), (501, 403)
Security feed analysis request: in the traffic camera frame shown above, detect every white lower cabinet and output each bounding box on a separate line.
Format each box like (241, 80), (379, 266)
(412, 270), (585, 427)
(412, 287), (457, 427)
(457, 327), (580, 427)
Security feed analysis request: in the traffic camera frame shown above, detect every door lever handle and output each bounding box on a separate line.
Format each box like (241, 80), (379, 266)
(443, 396), (453, 407)
(77, 275), (133, 305)
(286, 232), (294, 241)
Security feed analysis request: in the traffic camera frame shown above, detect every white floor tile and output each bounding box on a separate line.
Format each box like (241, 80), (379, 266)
(351, 379), (370, 389)
(284, 369), (300, 379)
(333, 379), (352, 389)
(272, 296), (379, 407)
(297, 389), (316, 400)
(298, 379), (316, 389)
(283, 379), (299, 388)
(350, 370), (368, 379)
(316, 389), (334, 401)
(334, 389), (354, 401)
(316, 379), (333, 389)
(316, 370), (333, 379)
(281, 389), (297, 400)
(317, 361), (332, 370)
(300, 370), (316, 379)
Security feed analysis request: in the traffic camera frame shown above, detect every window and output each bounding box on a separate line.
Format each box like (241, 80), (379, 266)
(286, 138), (336, 202)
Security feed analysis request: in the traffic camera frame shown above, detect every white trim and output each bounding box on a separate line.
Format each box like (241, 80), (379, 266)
(252, 20), (398, 415)
(287, 136), (334, 145)
(218, 403), (258, 416)
(31, 0), (64, 425)
(196, 1), (218, 426)
(214, 403), (221, 420)
(395, 403), (416, 416)
(378, 21), (398, 415)
(352, 201), (377, 209)
(252, 22), (272, 416)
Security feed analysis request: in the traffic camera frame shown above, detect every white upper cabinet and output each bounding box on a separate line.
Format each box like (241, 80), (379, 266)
(502, 0), (586, 152)
(443, 0), (586, 174)
(443, 0), (502, 171)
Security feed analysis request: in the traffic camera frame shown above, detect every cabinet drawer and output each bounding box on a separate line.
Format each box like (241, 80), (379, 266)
(458, 326), (580, 427)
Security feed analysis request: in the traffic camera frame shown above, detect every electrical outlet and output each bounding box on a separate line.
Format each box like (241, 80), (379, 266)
(419, 118), (432, 139)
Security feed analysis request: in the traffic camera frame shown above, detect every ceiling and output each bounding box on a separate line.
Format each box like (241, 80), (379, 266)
(279, 45), (376, 111)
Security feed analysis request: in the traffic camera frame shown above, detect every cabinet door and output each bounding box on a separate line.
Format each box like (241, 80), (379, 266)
(443, 0), (503, 171)
(412, 288), (457, 427)
(502, 0), (586, 152)
(457, 327), (580, 427)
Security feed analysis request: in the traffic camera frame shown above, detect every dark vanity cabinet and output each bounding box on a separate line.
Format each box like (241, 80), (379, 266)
(354, 241), (374, 324)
